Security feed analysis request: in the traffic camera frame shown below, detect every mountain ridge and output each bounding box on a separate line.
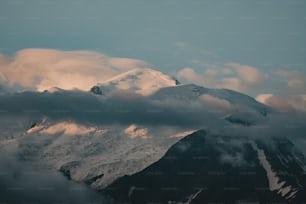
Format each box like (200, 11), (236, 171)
(90, 68), (180, 96)
(104, 129), (306, 203)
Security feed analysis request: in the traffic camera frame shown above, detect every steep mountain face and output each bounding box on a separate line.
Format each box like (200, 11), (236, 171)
(104, 130), (306, 203)
(90, 68), (179, 96)
(2, 119), (184, 189)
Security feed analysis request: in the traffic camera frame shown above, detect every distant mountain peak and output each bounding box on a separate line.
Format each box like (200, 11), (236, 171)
(90, 68), (179, 96)
(42, 86), (65, 93)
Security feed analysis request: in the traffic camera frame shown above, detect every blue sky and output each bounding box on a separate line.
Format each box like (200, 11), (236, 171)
(0, 0), (306, 104)
(1, 0), (305, 68)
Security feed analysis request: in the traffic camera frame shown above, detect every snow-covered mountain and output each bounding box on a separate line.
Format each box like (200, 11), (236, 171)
(0, 67), (305, 204)
(90, 68), (179, 96)
(151, 84), (271, 116)
(1, 119), (185, 189)
(150, 83), (274, 127)
(105, 130), (306, 203)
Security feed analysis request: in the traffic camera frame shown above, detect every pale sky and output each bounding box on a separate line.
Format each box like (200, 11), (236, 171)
(0, 0), (305, 100)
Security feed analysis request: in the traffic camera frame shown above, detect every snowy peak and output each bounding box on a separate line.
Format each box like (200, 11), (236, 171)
(151, 83), (271, 116)
(91, 68), (179, 96)
(42, 87), (65, 93)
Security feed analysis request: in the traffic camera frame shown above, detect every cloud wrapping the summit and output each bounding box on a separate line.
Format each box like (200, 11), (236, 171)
(200, 94), (233, 110)
(1, 48), (305, 113)
(176, 63), (268, 94)
(176, 64), (306, 112)
(256, 94), (306, 112)
(0, 49), (149, 92)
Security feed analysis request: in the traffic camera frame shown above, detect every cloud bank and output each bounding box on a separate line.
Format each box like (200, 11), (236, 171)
(0, 49), (149, 92)
(256, 94), (306, 112)
(1, 48), (305, 112)
(0, 90), (232, 129)
(177, 63), (268, 94)
(0, 148), (109, 204)
(176, 64), (306, 112)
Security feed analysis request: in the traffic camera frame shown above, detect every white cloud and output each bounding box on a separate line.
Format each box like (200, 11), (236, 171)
(41, 121), (96, 135)
(200, 94), (232, 110)
(176, 67), (205, 85)
(220, 77), (241, 91)
(256, 94), (306, 112)
(262, 71), (306, 110)
(0, 49), (149, 91)
(256, 94), (274, 103)
(176, 63), (306, 100)
(222, 68), (233, 75)
(124, 124), (149, 139)
(276, 70), (306, 93)
(109, 58), (148, 70)
(176, 63), (267, 94)
(227, 63), (265, 84)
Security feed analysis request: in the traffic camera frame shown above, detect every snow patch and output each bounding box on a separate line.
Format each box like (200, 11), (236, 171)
(172, 130), (195, 138)
(183, 188), (203, 204)
(93, 68), (178, 96)
(251, 142), (298, 200)
(200, 94), (232, 109)
(40, 122), (96, 135)
(124, 124), (149, 139)
(25, 118), (47, 134)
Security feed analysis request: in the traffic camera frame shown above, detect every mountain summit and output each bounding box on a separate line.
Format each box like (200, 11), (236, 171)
(90, 68), (180, 96)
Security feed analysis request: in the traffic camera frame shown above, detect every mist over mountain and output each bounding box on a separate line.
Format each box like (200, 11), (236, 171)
(1, 0), (305, 202)
(0, 67), (305, 204)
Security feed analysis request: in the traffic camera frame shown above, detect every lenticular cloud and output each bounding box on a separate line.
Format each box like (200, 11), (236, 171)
(0, 48), (149, 92)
